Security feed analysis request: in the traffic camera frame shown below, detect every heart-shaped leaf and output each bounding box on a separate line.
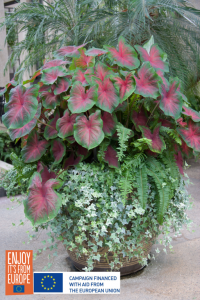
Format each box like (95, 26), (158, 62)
(72, 68), (93, 86)
(41, 66), (68, 85)
(55, 44), (87, 58)
(177, 117), (187, 127)
(68, 82), (97, 113)
(44, 112), (59, 140)
(134, 62), (161, 98)
(85, 48), (107, 56)
(135, 44), (169, 72)
(24, 172), (62, 225)
(54, 77), (70, 95)
(140, 124), (166, 153)
(40, 85), (60, 109)
(95, 78), (119, 113)
(42, 59), (69, 70)
(159, 78), (183, 119)
(95, 62), (111, 81)
(9, 103), (41, 141)
(56, 109), (78, 139)
(177, 121), (200, 151)
(113, 73), (136, 102)
(105, 36), (140, 70)
(74, 49), (95, 68)
(76, 144), (88, 156)
(2, 84), (39, 129)
(21, 131), (49, 163)
(74, 110), (104, 150)
(37, 162), (56, 183)
(101, 111), (117, 136)
(182, 106), (200, 122)
(104, 145), (119, 168)
(132, 109), (147, 129)
(51, 139), (66, 164)
(174, 151), (184, 175)
(63, 153), (82, 169)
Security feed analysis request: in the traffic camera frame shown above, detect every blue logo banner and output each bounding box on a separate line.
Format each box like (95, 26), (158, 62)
(13, 285), (25, 293)
(34, 273), (63, 293)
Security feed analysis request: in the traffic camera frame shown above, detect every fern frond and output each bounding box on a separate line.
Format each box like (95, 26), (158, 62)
(146, 166), (170, 225)
(160, 126), (182, 145)
(118, 170), (133, 205)
(116, 124), (132, 162)
(135, 165), (148, 209)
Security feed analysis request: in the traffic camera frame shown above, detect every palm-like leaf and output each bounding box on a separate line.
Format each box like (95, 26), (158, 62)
(1, 0), (200, 91)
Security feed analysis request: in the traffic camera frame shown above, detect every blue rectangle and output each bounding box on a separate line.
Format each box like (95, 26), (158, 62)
(13, 285), (24, 293)
(34, 273), (63, 293)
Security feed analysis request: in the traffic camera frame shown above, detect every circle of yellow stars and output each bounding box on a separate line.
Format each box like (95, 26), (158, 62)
(41, 275), (56, 291)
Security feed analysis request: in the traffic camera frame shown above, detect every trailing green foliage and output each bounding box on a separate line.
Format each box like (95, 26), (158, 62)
(135, 165), (148, 209)
(0, 131), (21, 163)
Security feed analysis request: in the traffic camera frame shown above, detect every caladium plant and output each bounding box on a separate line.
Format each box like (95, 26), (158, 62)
(3, 35), (200, 226)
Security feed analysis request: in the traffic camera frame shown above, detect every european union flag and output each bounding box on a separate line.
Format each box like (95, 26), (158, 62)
(13, 285), (24, 293)
(34, 273), (63, 293)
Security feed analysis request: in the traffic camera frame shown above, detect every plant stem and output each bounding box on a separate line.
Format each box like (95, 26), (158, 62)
(146, 103), (159, 125)
(34, 117), (54, 129)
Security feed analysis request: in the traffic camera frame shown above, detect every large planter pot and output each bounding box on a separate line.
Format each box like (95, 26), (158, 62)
(67, 235), (154, 276)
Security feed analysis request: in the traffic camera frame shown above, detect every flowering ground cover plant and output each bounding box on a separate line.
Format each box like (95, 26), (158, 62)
(2, 36), (197, 234)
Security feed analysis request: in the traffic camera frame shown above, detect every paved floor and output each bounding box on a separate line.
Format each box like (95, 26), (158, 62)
(0, 160), (200, 300)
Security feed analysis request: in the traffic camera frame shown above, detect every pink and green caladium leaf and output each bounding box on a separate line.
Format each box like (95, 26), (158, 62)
(2, 84), (39, 129)
(113, 73), (136, 102)
(54, 44), (87, 58)
(72, 68), (93, 86)
(9, 103), (41, 141)
(104, 145), (119, 168)
(182, 106), (200, 122)
(44, 112), (59, 140)
(132, 109), (147, 129)
(40, 85), (60, 110)
(159, 78), (183, 120)
(95, 62), (111, 81)
(101, 111), (117, 136)
(95, 78), (119, 113)
(51, 139), (66, 164)
(24, 172), (62, 226)
(135, 44), (169, 72)
(177, 121), (200, 151)
(174, 151), (184, 175)
(68, 82), (97, 113)
(66, 136), (76, 144)
(56, 109), (78, 139)
(139, 124), (166, 153)
(41, 66), (68, 85)
(54, 77), (71, 95)
(42, 59), (70, 70)
(63, 153), (82, 170)
(134, 62), (161, 99)
(105, 36), (140, 70)
(85, 48), (107, 56)
(74, 49), (95, 68)
(21, 131), (49, 163)
(37, 162), (56, 183)
(74, 110), (104, 150)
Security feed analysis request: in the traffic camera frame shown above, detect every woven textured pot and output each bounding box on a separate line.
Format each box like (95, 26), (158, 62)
(67, 236), (154, 276)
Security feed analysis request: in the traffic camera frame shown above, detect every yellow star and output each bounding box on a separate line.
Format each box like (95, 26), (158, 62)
(42, 278), (44, 281)
(53, 278), (55, 281)
(47, 288), (49, 290)
(53, 285), (55, 287)
(47, 275), (49, 277)
(44, 276), (46, 278)
(51, 287), (53, 289)
(44, 288), (46, 290)
(54, 282), (56, 284)
(51, 276), (53, 278)
(42, 285), (44, 287)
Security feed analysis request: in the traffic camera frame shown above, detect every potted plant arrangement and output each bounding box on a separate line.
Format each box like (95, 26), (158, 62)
(2, 36), (198, 274)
